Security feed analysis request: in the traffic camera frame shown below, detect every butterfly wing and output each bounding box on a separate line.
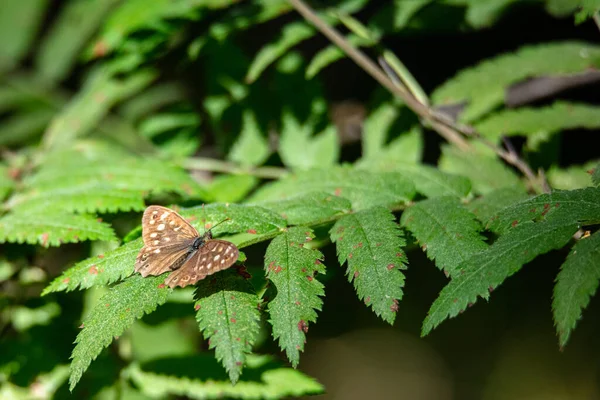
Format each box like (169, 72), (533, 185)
(135, 205), (199, 277)
(165, 239), (239, 288)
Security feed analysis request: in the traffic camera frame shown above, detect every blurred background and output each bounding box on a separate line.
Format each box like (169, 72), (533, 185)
(1, 1), (599, 399)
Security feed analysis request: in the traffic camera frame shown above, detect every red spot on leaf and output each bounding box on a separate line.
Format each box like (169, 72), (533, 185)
(529, 208), (537, 213)
(63, 277), (70, 284)
(357, 242), (363, 248)
(390, 299), (399, 313)
(334, 188), (342, 196)
(555, 202), (560, 208)
(88, 265), (98, 275)
(376, 243), (382, 247)
(354, 271), (359, 278)
(365, 296), (371, 304)
(348, 253), (353, 259)
(295, 300), (301, 306)
(489, 286), (494, 293)
(586, 168), (595, 175)
(314, 260), (322, 265)
(236, 361), (242, 366)
(157, 283), (166, 289)
(467, 302), (474, 308)
(247, 229), (257, 234)
(301, 268), (307, 273)
(298, 320), (309, 333)
(79, 323), (84, 329)
(396, 252), (403, 257)
(40, 233), (49, 247)
(194, 304), (201, 311)
(230, 295), (235, 300)
(126, 308), (130, 313)
(236, 337), (241, 341)
(97, 254), (105, 259)
(92, 40), (108, 57)
(105, 303), (110, 307)
(218, 310), (223, 315)
(230, 318), (237, 323)
(453, 298), (458, 303)
(511, 220), (518, 228)
(307, 276), (313, 282)
(387, 264), (394, 271)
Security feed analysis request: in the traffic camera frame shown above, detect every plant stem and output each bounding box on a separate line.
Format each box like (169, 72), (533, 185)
(288, 0), (550, 194)
(182, 157), (288, 179)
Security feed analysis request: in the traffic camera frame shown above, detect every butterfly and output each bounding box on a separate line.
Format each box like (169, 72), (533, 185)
(134, 205), (239, 288)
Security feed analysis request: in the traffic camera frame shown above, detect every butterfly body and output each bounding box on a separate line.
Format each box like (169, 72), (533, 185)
(135, 205), (239, 288)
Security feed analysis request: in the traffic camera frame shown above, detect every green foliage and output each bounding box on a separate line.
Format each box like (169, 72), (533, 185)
(431, 41), (600, 121)
(401, 197), (488, 277)
(265, 227), (325, 367)
(475, 102), (600, 142)
(42, 239), (142, 294)
(195, 269), (261, 383)
(69, 275), (172, 390)
(249, 167), (415, 210)
(592, 163), (600, 187)
(125, 355), (324, 399)
(547, 161), (600, 190)
(553, 231), (600, 347)
(0, 210), (117, 247)
(259, 192), (351, 225)
(467, 187), (530, 223)
(422, 219), (579, 335)
(330, 207), (407, 324)
(227, 111), (271, 167)
(0, 163), (15, 200)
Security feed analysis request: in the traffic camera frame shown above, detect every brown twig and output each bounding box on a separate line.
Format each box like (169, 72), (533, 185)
(287, 0), (550, 193)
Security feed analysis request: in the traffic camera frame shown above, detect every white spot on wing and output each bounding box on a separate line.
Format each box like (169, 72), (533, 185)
(207, 263), (212, 269)
(154, 249), (161, 254)
(214, 255), (221, 261)
(153, 240), (159, 245)
(150, 232), (158, 238)
(157, 223), (165, 231)
(160, 212), (170, 220)
(224, 247), (230, 254)
(149, 220), (156, 225)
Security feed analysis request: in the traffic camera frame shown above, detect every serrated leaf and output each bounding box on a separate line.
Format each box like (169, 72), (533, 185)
(0, 163), (15, 200)
(248, 167), (415, 210)
(69, 275), (172, 390)
(422, 219), (578, 336)
(125, 354), (324, 399)
(194, 269), (260, 383)
(467, 187), (530, 224)
(34, 0), (119, 83)
(265, 227), (325, 367)
(330, 207), (407, 324)
(432, 41), (600, 122)
(357, 127), (423, 167)
(401, 197), (488, 277)
(439, 143), (524, 194)
(246, 22), (315, 83)
(8, 184), (145, 214)
(179, 203), (286, 235)
(259, 191), (351, 225)
(227, 111), (270, 167)
(547, 160), (600, 190)
(204, 174), (259, 203)
(0, 211), (117, 247)
(553, 230), (600, 347)
(42, 239), (142, 295)
(306, 34), (370, 78)
(475, 102), (600, 142)
(488, 187), (600, 233)
(279, 111), (339, 169)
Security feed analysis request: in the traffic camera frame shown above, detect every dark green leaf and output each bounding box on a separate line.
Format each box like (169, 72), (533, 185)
(330, 207), (407, 324)
(195, 269), (261, 383)
(265, 227), (325, 367)
(422, 219), (578, 336)
(258, 192), (351, 225)
(204, 174), (259, 203)
(227, 110), (270, 167)
(401, 197), (488, 277)
(467, 187), (530, 224)
(553, 230), (600, 347)
(592, 163), (600, 187)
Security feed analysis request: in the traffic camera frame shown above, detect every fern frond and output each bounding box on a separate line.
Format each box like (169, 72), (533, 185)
(330, 207), (407, 324)
(401, 197), (488, 277)
(265, 227), (325, 367)
(0, 211), (117, 247)
(194, 269), (261, 383)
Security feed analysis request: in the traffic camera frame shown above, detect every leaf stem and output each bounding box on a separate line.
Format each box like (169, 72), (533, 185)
(287, 0), (550, 194)
(182, 157), (288, 179)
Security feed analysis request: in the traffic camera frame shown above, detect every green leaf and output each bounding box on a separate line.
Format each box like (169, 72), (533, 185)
(401, 197), (488, 277)
(43, 65), (157, 149)
(547, 161), (600, 190)
(330, 207), (407, 324)
(248, 167), (415, 210)
(553, 230), (600, 347)
(227, 110), (270, 167)
(179, 203), (287, 234)
(467, 187), (530, 224)
(432, 41), (600, 122)
(361, 102), (401, 158)
(305, 34), (371, 79)
(8, 184), (146, 214)
(439, 143), (524, 194)
(0, 211), (117, 247)
(475, 102), (600, 143)
(0, 0), (48, 71)
(69, 275), (172, 390)
(139, 112), (200, 139)
(245, 22), (315, 83)
(279, 111), (339, 169)
(0, 107), (55, 146)
(391, 0), (432, 28)
(125, 354), (324, 399)
(265, 227), (325, 367)
(0, 163), (15, 200)
(258, 191), (352, 226)
(358, 127), (423, 167)
(422, 219), (578, 336)
(42, 239), (142, 295)
(204, 174), (259, 203)
(591, 163), (600, 187)
(194, 269), (261, 383)
(487, 187), (600, 233)
(34, 0), (119, 83)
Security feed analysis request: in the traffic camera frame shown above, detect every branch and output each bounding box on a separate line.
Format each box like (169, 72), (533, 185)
(287, 0), (550, 193)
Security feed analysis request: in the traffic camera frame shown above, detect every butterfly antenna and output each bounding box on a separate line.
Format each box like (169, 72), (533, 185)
(207, 217), (231, 232)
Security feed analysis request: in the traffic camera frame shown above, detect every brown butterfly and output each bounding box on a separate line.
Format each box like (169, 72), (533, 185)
(135, 205), (239, 288)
